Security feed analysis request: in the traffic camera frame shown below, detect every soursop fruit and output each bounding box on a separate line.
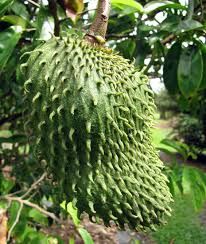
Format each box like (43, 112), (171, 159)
(22, 36), (173, 230)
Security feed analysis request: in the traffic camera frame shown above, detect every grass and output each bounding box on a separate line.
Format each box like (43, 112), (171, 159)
(151, 126), (171, 148)
(151, 115), (206, 243)
(152, 195), (206, 244)
(151, 118), (176, 152)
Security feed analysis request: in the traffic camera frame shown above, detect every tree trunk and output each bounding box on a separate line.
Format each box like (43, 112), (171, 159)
(0, 209), (8, 244)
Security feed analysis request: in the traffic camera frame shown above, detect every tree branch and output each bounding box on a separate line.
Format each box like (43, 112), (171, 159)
(106, 33), (135, 39)
(0, 209), (8, 244)
(7, 202), (23, 242)
(85, 0), (111, 45)
(78, 8), (97, 16)
(27, 0), (40, 7)
(48, 0), (60, 36)
(0, 112), (23, 127)
(143, 58), (153, 75)
(186, 0), (194, 20)
(1, 196), (61, 224)
(0, 172), (61, 238)
(20, 172), (47, 199)
(161, 34), (176, 45)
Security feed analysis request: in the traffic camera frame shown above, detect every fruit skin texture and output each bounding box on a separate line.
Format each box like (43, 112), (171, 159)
(22, 36), (172, 231)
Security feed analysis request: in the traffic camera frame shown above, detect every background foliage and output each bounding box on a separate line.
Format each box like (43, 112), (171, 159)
(0, 0), (206, 243)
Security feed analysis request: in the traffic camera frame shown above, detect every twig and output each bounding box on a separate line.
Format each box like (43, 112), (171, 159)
(7, 202), (23, 242)
(154, 17), (161, 25)
(1, 196), (61, 223)
(143, 58), (153, 75)
(27, 0), (40, 7)
(78, 8), (97, 15)
(0, 172), (61, 240)
(7, 190), (25, 197)
(20, 172), (47, 199)
(106, 33), (135, 39)
(161, 34), (176, 45)
(27, 191), (37, 200)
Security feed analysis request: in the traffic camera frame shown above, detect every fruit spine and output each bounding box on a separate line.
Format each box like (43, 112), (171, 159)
(22, 36), (173, 230)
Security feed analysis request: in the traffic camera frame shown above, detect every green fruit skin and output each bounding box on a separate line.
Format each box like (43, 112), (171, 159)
(23, 36), (173, 231)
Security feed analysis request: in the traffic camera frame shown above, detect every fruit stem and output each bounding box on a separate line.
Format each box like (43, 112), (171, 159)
(85, 0), (110, 45)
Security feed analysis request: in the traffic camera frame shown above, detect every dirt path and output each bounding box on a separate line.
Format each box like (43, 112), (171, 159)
(153, 118), (176, 130)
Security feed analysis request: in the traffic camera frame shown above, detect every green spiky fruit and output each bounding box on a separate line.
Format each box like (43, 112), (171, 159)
(22, 36), (172, 230)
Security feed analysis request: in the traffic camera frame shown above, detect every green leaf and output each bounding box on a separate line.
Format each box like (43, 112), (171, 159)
(0, 135), (27, 143)
(0, 0), (14, 17)
(1, 15), (27, 29)
(177, 95), (191, 111)
(116, 39), (136, 59)
(22, 228), (47, 244)
(78, 228), (94, 244)
(168, 174), (182, 196)
(192, 186), (205, 210)
(157, 147), (175, 156)
(46, 236), (60, 244)
(69, 237), (75, 244)
(182, 167), (206, 210)
(199, 45), (206, 90)
(178, 46), (203, 97)
(60, 201), (80, 226)
(117, 6), (138, 16)
(108, 14), (136, 35)
(33, 6), (51, 40)
(2, 50), (18, 80)
(144, 1), (186, 14)
(0, 26), (22, 71)
(0, 201), (8, 209)
(10, 1), (29, 20)
(199, 171), (206, 189)
(111, 0), (143, 13)
(161, 139), (189, 160)
(28, 208), (48, 226)
(8, 201), (21, 227)
(135, 40), (151, 69)
(0, 174), (15, 194)
(0, 130), (12, 137)
(153, 40), (165, 58)
(176, 19), (203, 33)
(160, 15), (181, 32)
(163, 42), (181, 95)
(182, 167), (193, 194)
